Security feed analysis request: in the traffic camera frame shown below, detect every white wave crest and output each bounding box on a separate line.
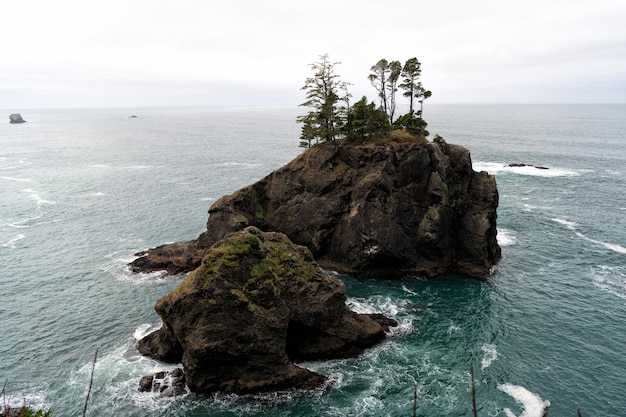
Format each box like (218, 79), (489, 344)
(553, 218), (626, 254)
(0, 175), (31, 182)
(447, 323), (461, 334)
(346, 295), (413, 337)
(21, 188), (56, 205)
(551, 217), (578, 230)
(134, 323), (162, 340)
(69, 342), (186, 414)
(0, 392), (49, 413)
(497, 228), (517, 247)
(499, 384), (550, 417)
(1, 234), (26, 248)
(214, 162), (263, 167)
(402, 284), (417, 295)
(474, 162), (578, 177)
(481, 344), (498, 369)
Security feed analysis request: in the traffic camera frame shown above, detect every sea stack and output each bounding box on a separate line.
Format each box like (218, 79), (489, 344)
(9, 113), (26, 123)
(131, 138), (501, 279)
(137, 227), (396, 394)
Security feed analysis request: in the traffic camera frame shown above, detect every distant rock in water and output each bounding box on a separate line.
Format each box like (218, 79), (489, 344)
(9, 113), (26, 123)
(131, 139), (501, 279)
(508, 163), (549, 170)
(136, 227), (395, 394)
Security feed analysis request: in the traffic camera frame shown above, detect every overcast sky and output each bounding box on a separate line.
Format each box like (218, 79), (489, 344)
(2, 0), (625, 108)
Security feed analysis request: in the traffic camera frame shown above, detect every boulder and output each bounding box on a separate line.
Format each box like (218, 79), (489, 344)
(137, 227), (396, 394)
(9, 113), (26, 123)
(132, 140), (500, 279)
(138, 368), (187, 397)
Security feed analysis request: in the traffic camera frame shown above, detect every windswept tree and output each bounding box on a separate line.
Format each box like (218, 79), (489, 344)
(297, 54), (349, 147)
(399, 57), (432, 116)
(344, 96), (390, 142)
(368, 59), (402, 123)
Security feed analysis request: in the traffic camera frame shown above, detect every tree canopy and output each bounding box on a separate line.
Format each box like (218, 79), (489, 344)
(297, 55), (431, 147)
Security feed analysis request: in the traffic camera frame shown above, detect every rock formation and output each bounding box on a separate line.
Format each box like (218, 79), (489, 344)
(9, 113), (26, 123)
(137, 227), (395, 394)
(508, 163), (549, 170)
(132, 139), (500, 279)
(139, 368), (187, 398)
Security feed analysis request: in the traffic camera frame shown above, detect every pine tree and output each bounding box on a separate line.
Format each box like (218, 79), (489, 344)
(297, 54), (348, 147)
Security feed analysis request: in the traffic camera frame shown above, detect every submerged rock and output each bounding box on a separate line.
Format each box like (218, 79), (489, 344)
(137, 227), (395, 394)
(132, 140), (500, 278)
(9, 113), (26, 123)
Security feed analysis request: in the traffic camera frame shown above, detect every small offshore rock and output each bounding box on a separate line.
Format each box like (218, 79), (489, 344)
(367, 313), (399, 332)
(138, 368), (187, 398)
(9, 113), (26, 123)
(508, 163), (549, 170)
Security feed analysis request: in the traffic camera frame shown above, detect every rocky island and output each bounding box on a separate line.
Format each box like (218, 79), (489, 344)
(137, 227), (396, 394)
(132, 139), (500, 279)
(9, 113), (26, 123)
(133, 56), (501, 396)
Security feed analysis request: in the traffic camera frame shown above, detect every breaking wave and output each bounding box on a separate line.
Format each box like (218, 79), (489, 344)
(474, 162), (579, 177)
(498, 384), (550, 417)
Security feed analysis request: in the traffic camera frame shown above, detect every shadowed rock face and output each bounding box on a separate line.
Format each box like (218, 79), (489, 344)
(132, 140), (500, 279)
(137, 227), (395, 394)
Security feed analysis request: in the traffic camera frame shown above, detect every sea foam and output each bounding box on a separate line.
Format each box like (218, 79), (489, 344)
(474, 162), (579, 177)
(497, 228), (517, 247)
(591, 265), (626, 299)
(498, 384), (550, 417)
(1, 175), (32, 182)
(552, 218), (626, 254)
(481, 344), (499, 369)
(1, 234), (26, 248)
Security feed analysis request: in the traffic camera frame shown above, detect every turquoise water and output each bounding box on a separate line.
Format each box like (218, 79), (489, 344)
(1, 104), (624, 416)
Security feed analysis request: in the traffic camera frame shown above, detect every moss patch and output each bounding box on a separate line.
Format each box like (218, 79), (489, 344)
(254, 203), (264, 219)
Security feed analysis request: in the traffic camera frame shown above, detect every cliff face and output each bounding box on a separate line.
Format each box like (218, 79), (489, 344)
(137, 227), (394, 394)
(132, 140), (500, 278)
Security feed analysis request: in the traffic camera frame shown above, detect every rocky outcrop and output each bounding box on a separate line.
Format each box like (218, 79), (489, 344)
(132, 240), (204, 275)
(132, 140), (500, 279)
(9, 113), (26, 123)
(137, 227), (395, 394)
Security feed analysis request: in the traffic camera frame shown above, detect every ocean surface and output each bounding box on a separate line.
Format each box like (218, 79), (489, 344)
(1, 104), (624, 417)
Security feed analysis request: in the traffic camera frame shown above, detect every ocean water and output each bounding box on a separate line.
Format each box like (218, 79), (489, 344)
(0, 104), (624, 417)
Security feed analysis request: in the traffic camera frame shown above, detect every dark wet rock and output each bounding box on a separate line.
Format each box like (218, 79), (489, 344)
(508, 163), (549, 170)
(138, 368), (187, 398)
(137, 227), (395, 394)
(367, 313), (399, 332)
(131, 140), (500, 279)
